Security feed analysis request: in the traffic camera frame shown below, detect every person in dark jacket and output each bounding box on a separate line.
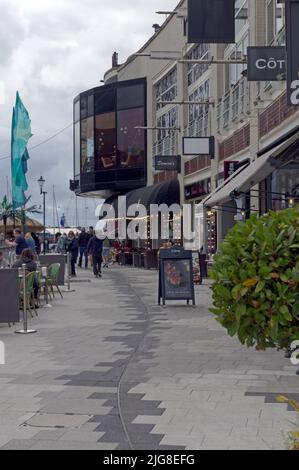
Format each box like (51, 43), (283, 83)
(67, 231), (79, 277)
(78, 228), (90, 269)
(6, 228), (28, 258)
(87, 235), (103, 278)
(13, 248), (37, 272)
(31, 232), (41, 255)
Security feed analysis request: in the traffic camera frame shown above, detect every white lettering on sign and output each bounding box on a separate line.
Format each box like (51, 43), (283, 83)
(255, 58), (285, 70)
(290, 80), (299, 105)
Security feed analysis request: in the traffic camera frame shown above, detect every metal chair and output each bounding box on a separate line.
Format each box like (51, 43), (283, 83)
(47, 263), (63, 300)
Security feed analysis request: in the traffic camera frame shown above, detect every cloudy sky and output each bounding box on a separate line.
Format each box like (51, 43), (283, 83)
(0, 0), (177, 227)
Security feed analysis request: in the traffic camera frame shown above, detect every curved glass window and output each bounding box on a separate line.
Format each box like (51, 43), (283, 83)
(73, 78), (147, 193)
(81, 117), (94, 173)
(74, 122), (80, 176)
(95, 112), (116, 171)
(117, 108), (145, 169)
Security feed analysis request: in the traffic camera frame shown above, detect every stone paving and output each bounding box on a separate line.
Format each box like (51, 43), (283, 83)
(0, 266), (298, 450)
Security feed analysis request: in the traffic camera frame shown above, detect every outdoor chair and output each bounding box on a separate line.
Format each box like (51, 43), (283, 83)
(19, 272), (38, 318)
(47, 263), (63, 300)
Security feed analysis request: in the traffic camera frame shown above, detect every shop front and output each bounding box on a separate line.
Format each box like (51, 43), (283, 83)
(203, 128), (299, 249)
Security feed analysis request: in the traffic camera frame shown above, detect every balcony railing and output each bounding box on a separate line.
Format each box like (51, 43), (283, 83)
(217, 77), (250, 133)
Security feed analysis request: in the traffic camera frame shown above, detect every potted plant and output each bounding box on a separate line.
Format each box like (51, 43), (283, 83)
(210, 207), (299, 352)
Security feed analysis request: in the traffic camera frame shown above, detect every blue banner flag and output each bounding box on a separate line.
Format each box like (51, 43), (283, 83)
(11, 92), (32, 209)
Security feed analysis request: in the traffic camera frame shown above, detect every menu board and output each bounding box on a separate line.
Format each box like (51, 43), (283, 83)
(159, 248), (195, 306)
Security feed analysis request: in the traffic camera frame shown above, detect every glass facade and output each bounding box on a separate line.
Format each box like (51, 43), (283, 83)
(117, 108), (145, 169)
(187, 44), (209, 86)
(73, 78), (147, 194)
(95, 112), (116, 171)
(81, 117), (94, 173)
(155, 68), (177, 110)
(270, 166), (299, 211)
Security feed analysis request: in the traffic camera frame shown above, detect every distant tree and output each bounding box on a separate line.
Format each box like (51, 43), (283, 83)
(0, 196), (41, 236)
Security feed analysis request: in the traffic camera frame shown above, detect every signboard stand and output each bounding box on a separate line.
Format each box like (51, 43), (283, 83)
(158, 248), (196, 306)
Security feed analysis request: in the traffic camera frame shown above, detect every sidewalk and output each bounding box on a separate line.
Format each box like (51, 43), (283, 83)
(0, 266), (297, 450)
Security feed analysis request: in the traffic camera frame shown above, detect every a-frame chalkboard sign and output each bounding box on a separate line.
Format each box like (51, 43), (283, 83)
(158, 247), (196, 306)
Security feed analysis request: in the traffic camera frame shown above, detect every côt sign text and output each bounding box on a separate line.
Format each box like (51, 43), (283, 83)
(247, 47), (286, 82)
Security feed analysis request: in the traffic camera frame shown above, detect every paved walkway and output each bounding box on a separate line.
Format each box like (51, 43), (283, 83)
(0, 266), (298, 450)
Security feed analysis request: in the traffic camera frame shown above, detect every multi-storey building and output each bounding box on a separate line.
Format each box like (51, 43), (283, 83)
(72, 0), (299, 255)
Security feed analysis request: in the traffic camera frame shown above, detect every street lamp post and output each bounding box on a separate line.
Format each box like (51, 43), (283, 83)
(38, 177), (47, 255)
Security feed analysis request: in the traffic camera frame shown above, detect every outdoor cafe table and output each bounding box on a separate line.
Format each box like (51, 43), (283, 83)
(0, 269), (20, 324)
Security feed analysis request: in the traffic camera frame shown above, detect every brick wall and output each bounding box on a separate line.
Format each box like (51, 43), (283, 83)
(184, 155), (211, 176)
(153, 171), (178, 184)
(259, 91), (297, 138)
(219, 91), (299, 161)
(219, 125), (250, 161)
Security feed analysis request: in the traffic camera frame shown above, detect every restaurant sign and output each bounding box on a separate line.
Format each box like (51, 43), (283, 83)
(155, 155), (181, 172)
(183, 137), (215, 158)
(188, 0), (235, 44)
(185, 178), (211, 200)
(247, 47), (286, 82)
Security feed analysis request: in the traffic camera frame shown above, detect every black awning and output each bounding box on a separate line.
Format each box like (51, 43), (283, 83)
(126, 179), (180, 211)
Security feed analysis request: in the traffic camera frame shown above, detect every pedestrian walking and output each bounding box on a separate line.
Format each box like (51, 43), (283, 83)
(87, 234), (103, 278)
(56, 233), (67, 254)
(67, 231), (79, 277)
(78, 228), (90, 268)
(5, 228), (28, 258)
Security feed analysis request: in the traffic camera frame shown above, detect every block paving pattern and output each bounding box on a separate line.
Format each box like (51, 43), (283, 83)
(0, 267), (298, 450)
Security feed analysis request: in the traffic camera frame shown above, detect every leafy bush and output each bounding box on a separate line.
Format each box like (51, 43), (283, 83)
(210, 206), (299, 350)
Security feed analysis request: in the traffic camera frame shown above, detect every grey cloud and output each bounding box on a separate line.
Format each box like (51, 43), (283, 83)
(0, 0), (178, 226)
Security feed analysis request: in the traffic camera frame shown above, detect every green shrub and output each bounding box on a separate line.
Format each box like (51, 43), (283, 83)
(210, 206), (299, 350)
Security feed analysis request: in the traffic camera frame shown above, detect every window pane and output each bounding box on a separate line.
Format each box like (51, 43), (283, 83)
(74, 122), (80, 176)
(117, 108), (145, 168)
(88, 94), (94, 116)
(81, 96), (88, 120)
(95, 87), (115, 114)
(74, 100), (80, 123)
(81, 117), (94, 173)
(81, 94), (94, 119)
(95, 112), (117, 171)
(117, 83), (145, 110)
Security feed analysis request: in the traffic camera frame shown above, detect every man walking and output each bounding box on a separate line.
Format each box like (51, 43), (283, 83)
(87, 234), (103, 278)
(5, 228), (28, 259)
(78, 228), (90, 268)
(66, 231), (79, 277)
